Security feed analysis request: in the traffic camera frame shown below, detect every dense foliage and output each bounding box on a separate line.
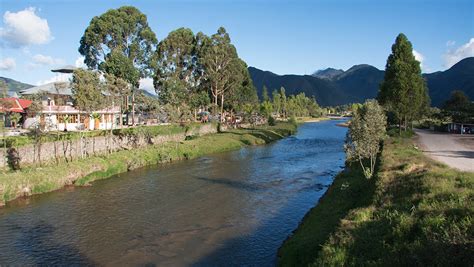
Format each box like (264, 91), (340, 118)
(378, 33), (430, 134)
(76, 6), (323, 125)
(345, 100), (386, 178)
(442, 90), (474, 123)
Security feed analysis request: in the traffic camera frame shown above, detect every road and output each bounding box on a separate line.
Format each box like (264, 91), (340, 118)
(415, 129), (474, 172)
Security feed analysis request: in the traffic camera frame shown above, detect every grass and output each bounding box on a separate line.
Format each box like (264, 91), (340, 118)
(279, 134), (474, 266)
(0, 122), (296, 206)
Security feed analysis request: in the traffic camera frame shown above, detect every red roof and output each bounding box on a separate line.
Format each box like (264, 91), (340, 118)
(0, 98), (33, 113)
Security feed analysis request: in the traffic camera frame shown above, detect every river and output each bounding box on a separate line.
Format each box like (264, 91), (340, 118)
(0, 119), (347, 266)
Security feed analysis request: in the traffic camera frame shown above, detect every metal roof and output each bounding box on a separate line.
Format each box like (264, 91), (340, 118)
(51, 65), (77, 73)
(20, 82), (73, 96)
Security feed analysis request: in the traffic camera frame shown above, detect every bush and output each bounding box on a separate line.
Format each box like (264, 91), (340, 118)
(288, 116), (297, 126)
(7, 147), (20, 170)
(268, 116), (276, 126)
(345, 100), (386, 178)
(387, 127), (414, 138)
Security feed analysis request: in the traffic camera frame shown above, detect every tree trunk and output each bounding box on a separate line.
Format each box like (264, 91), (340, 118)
(131, 90), (135, 126)
(399, 118), (402, 136)
(2, 122), (6, 169)
(220, 94), (225, 123)
(404, 115), (407, 132)
(213, 93), (218, 116)
(54, 129), (59, 165)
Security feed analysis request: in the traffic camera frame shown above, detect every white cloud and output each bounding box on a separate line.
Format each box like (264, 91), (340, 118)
(32, 54), (64, 65)
(139, 78), (155, 94)
(36, 73), (71, 86)
(0, 57), (16, 70)
(0, 7), (52, 47)
(74, 56), (87, 68)
(443, 38), (474, 68)
(412, 49), (425, 71)
(446, 40), (456, 47)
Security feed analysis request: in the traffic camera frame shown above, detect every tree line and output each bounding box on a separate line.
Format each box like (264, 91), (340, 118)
(76, 7), (245, 124)
(74, 6), (325, 125)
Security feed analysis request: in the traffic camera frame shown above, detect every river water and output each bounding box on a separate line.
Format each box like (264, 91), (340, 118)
(0, 120), (347, 266)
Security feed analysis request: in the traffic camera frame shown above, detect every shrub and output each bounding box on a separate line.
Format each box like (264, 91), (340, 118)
(268, 116), (276, 126)
(288, 116), (297, 126)
(345, 99), (386, 178)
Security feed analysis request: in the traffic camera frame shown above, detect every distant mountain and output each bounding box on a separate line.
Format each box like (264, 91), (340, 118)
(139, 88), (158, 98)
(424, 57), (474, 106)
(0, 77), (33, 94)
(248, 67), (350, 106)
(312, 68), (344, 80)
(334, 64), (385, 103)
(249, 57), (474, 107)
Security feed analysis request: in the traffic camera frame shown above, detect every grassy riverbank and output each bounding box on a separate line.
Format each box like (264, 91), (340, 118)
(295, 116), (331, 123)
(279, 135), (474, 266)
(0, 122), (296, 206)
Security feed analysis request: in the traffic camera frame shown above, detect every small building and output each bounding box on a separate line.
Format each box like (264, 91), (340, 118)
(19, 66), (121, 131)
(0, 97), (32, 127)
(447, 122), (474, 134)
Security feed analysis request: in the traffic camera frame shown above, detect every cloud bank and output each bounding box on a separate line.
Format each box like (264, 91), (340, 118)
(443, 38), (474, 68)
(0, 7), (52, 47)
(0, 57), (16, 71)
(412, 49), (426, 71)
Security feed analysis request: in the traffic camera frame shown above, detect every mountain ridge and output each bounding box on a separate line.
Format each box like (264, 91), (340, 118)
(0, 77), (33, 95)
(249, 57), (474, 107)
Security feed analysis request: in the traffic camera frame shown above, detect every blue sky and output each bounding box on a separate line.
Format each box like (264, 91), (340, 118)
(0, 0), (473, 89)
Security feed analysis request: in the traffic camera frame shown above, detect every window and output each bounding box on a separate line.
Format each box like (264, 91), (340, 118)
(57, 114), (66, 123)
(79, 114), (88, 124)
(57, 114), (75, 123)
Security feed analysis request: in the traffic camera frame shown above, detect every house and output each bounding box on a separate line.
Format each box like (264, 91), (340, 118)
(19, 66), (121, 131)
(0, 97), (32, 127)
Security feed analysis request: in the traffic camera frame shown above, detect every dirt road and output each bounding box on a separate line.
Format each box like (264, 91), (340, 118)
(415, 129), (474, 172)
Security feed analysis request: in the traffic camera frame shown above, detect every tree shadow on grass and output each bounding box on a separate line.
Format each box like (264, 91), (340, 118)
(424, 150), (474, 159)
(321, 162), (474, 266)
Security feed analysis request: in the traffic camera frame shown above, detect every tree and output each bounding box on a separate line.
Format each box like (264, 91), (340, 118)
(197, 27), (243, 120)
(72, 69), (104, 113)
(378, 33), (430, 134)
(105, 73), (131, 127)
(345, 100), (387, 179)
(225, 59), (258, 114)
(153, 28), (198, 107)
(72, 69), (104, 158)
(272, 89), (282, 117)
(0, 80), (7, 98)
(280, 87), (288, 118)
(260, 101), (273, 118)
(189, 90), (210, 120)
(0, 80), (10, 168)
(79, 6), (158, 125)
(262, 85), (269, 102)
(443, 90), (474, 123)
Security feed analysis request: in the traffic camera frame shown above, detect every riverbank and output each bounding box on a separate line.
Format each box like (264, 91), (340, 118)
(0, 122), (297, 207)
(295, 116), (331, 123)
(278, 135), (474, 266)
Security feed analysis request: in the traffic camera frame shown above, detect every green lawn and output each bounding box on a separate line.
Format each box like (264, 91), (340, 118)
(279, 135), (474, 266)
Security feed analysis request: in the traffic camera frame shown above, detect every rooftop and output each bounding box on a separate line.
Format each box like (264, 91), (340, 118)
(20, 82), (73, 96)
